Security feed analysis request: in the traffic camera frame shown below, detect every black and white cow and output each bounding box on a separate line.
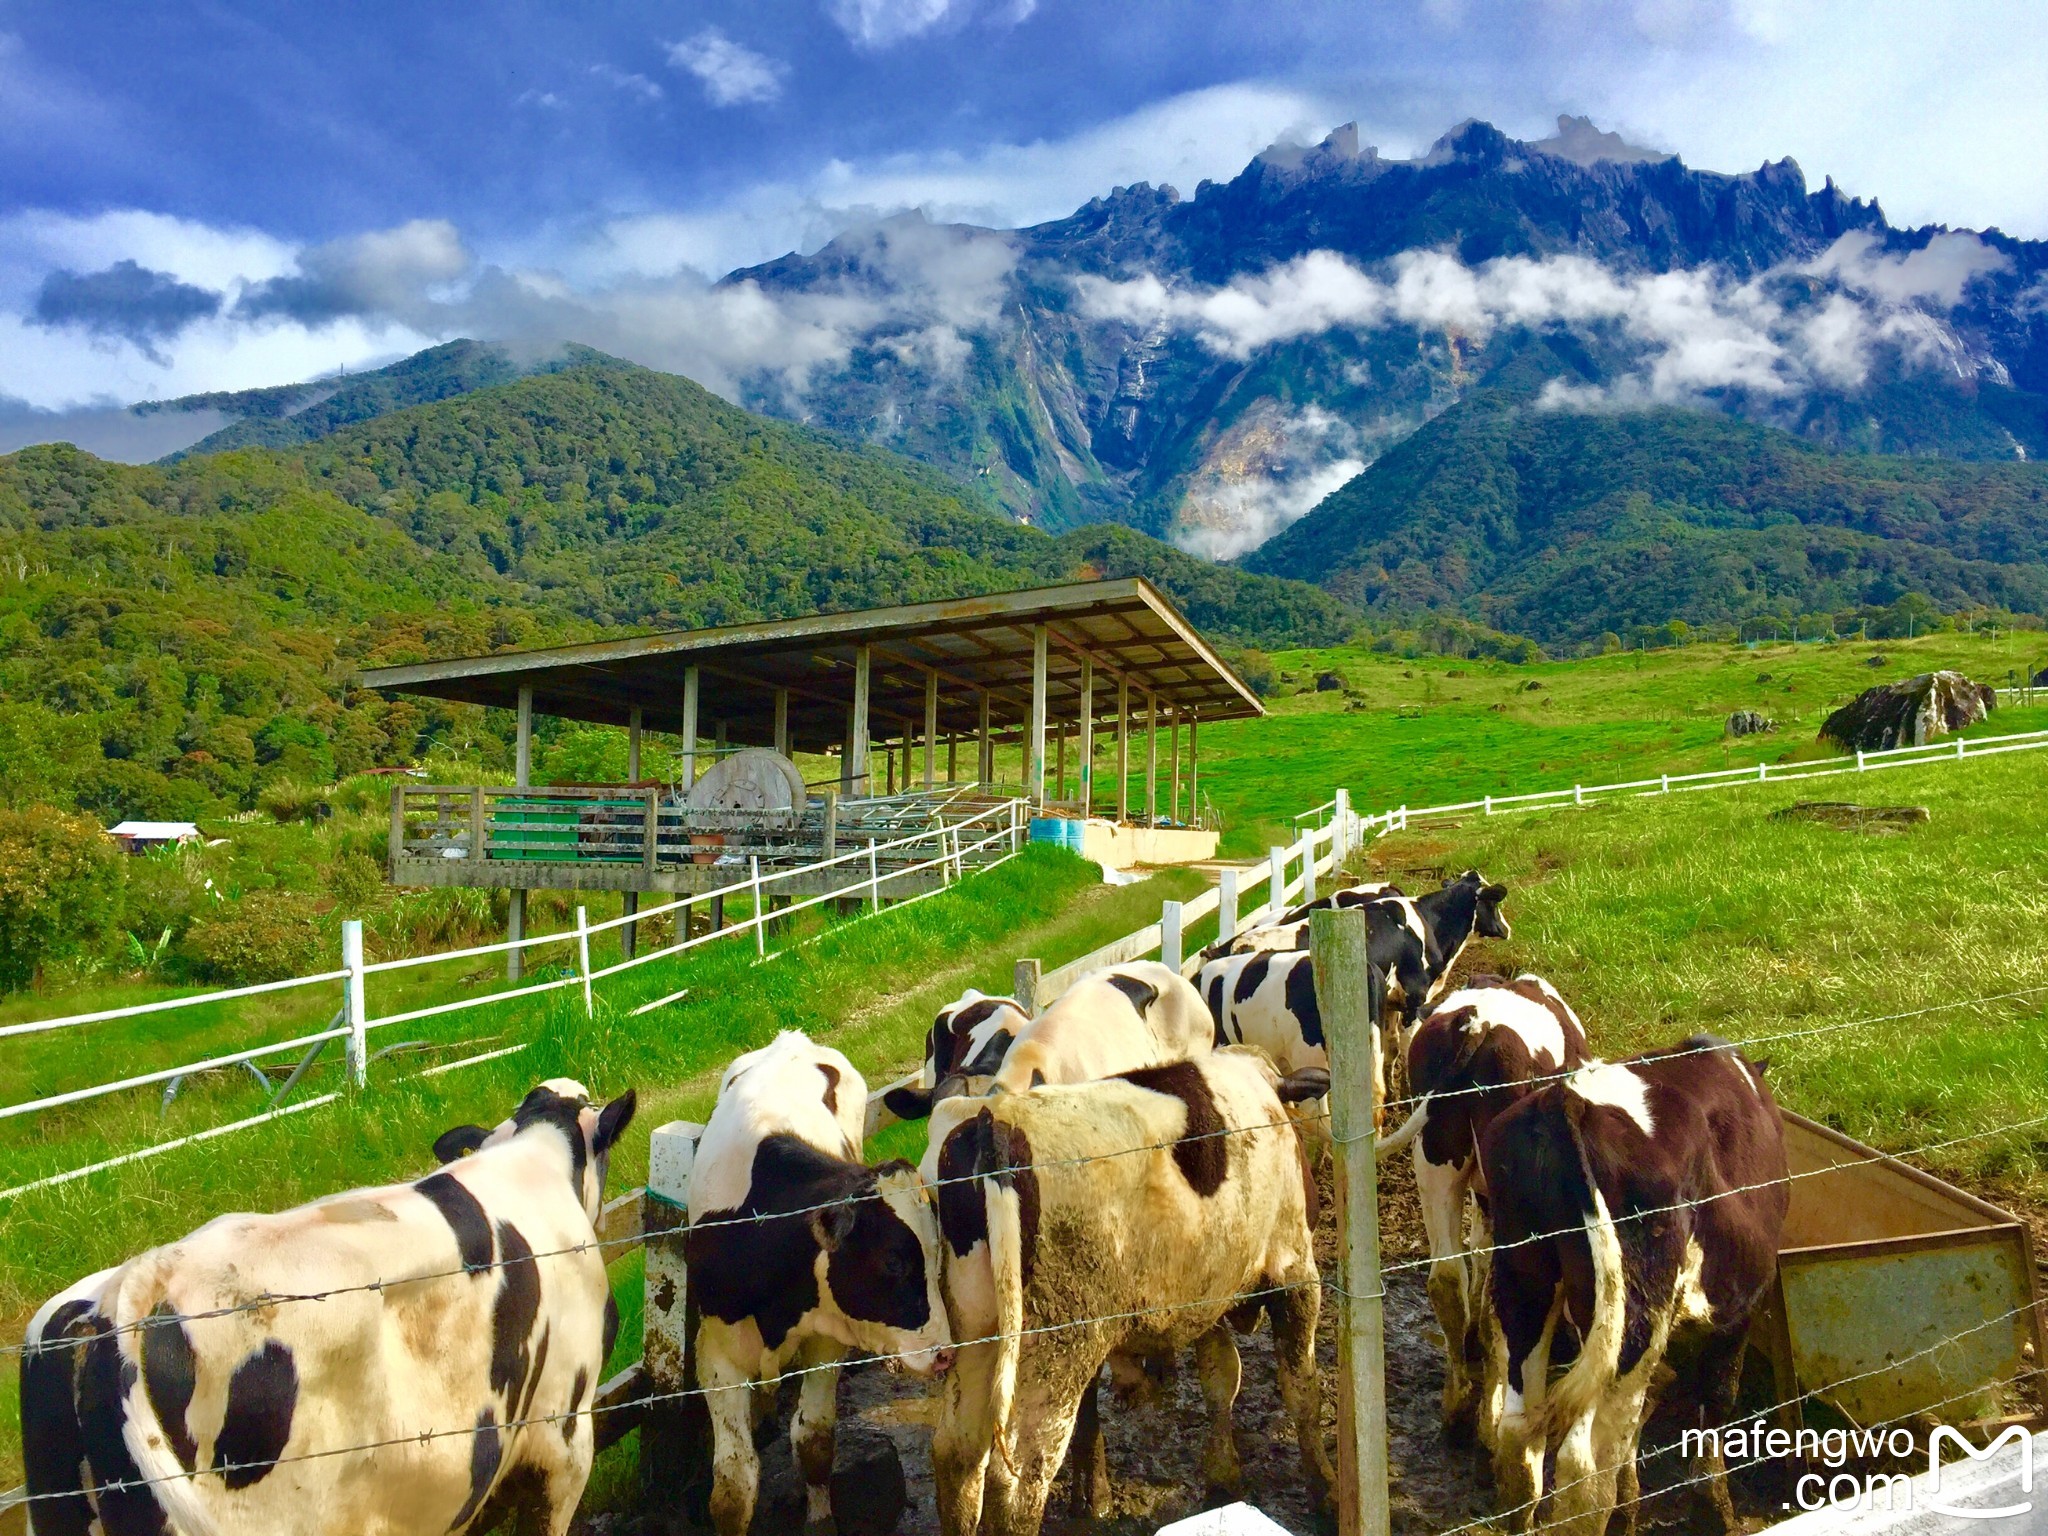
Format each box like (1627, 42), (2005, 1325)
(1480, 1039), (1787, 1536)
(1367, 870), (1514, 1033)
(1373, 974), (1589, 1436)
(1197, 947), (1387, 1130)
(20, 1078), (636, 1536)
(922, 1048), (1336, 1536)
(1200, 881), (1404, 962)
(685, 1032), (952, 1536)
(1275, 880), (1403, 927)
(985, 960), (1212, 1096)
(879, 989), (1030, 1122)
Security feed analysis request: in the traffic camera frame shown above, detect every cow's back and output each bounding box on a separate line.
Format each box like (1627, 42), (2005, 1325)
(696, 1032), (867, 1212)
(47, 1144), (608, 1536)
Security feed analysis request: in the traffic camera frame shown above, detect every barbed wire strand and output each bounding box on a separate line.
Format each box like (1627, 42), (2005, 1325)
(7, 1276), (1316, 1508)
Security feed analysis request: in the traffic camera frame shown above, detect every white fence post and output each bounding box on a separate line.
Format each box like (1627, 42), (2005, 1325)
(1217, 868), (1239, 947)
(1334, 788), (1351, 861)
(1857, 750), (1866, 771)
(1484, 795), (1492, 816)
(868, 839), (881, 911)
(1302, 835), (1318, 903)
(1269, 845), (1286, 919)
(1759, 761), (1768, 782)
(750, 859), (766, 958)
(1661, 773), (1670, 794)
(342, 919), (367, 1090)
(1161, 899), (1183, 973)
(1958, 736), (1967, 759)
(1574, 783), (1583, 806)
(575, 905), (593, 1016)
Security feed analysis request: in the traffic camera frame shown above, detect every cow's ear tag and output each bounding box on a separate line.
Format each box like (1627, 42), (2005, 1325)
(810, 1201), (858, 1252)
(433, 1125), (490, 1163)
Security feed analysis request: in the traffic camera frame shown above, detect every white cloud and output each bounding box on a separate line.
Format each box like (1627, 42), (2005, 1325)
(666, 29), (785, 107)
(588, 63), (663, 102)
(826, 0), (955, 48)
(554, 81), (1345, 285)
(1078, 236), (2011, 406)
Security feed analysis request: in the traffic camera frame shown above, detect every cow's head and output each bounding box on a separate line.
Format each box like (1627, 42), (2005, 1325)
(812, 1160), (954, 1375)
(886, 993), (1023, 1119)
(432, 1077), (638, 1223)
(1448, 870), (1512, 941)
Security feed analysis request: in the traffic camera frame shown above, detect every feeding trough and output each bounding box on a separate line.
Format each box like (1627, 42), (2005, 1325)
(1750, 1112), (2047, 1432)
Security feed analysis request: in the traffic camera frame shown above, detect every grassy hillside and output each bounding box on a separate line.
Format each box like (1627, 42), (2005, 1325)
(0, 355), (1355, 833)
(1243, 391), (2048, 643)
(1180, 628), (2048, 857)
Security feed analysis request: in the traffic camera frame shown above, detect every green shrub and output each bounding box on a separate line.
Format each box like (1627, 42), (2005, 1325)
(325, 850), (385, 910)
(0, 807), (124, 992)
(184, 890), (335, 983)
(257, 777), (330, 824)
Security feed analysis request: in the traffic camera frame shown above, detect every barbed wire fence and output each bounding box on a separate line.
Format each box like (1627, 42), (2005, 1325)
(6, 909), (2045, 1536)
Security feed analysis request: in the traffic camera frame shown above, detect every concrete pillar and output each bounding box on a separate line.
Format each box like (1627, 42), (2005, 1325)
(1029, 624), (1048, 807)
(852, 645), (871, 795)
(680, 666), (699, 790)
(948, 732), (958, 784)
(623, 704), (641, 961)
(1078, 656), (1095, 818)
(627, 706), (642, 782)
(773, 689), (789, 759)
(1056, 719), (1067, 803)
(1145, 691), (1158, 828)
(1189, 714), (1199, 826)
(978, 690), (992, 785)
(924, 671), (938, 790)
(1116, 675), (1130, 823)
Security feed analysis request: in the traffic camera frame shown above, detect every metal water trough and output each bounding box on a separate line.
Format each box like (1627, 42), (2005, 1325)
(1751, 1111), (2047, 1431)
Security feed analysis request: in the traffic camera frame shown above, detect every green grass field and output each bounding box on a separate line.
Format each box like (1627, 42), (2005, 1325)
(3, 628), (2043, 1496)
(0, 845), (1208, 1485)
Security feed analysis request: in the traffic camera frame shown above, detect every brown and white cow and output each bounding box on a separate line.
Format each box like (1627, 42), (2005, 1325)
(685, 1032), (952, 1536)
(1479, 1038), (1787, 1536)
(921, 1048), (1336, 1536)
(20, 1078), (636, 1536)
(1374, 974), (1589, 1436)
(880, 989), (1031, 1122)
(986, 960), (1212, 1095)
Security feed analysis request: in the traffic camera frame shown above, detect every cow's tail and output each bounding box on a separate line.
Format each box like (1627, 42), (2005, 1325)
(1374, 1094), (1430, 1154)
(1538, 1095), (1626, 1440)
(983, 1157), (1027, 1476)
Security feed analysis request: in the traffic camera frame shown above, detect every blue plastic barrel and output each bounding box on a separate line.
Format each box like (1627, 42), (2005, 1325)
(1029, 817), (1086, 852)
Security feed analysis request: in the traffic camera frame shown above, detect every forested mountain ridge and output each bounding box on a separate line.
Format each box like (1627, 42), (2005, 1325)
(727, 118), (2048, 553)
(0, 356), (1354, 821)
(1241, 392), (2048, 644)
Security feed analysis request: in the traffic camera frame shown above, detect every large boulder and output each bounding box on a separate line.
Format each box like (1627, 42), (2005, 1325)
(1819, 671), (1995, 752)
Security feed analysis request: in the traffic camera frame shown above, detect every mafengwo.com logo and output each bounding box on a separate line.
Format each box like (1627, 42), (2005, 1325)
(1682, 1420), (2035, 1521)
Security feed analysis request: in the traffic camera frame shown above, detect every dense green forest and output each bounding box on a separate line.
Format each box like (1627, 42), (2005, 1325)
(0, 354), (1354, 825)
(1244, 392), (2048, 644)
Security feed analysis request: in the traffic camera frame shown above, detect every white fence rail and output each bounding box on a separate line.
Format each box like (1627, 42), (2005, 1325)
(0, 797), (1031, 1200)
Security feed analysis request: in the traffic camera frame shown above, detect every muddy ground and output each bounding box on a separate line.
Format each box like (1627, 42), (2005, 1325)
(594, 1142), (1829, 1536)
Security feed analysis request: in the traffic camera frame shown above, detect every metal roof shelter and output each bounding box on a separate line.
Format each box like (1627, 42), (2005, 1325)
(360, 577), (1262, 808)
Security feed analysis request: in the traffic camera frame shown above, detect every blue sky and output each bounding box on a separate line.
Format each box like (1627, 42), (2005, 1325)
(3, 0), (2044, 423)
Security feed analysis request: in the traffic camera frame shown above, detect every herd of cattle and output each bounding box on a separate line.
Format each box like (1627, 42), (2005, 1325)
(18, 869), (1793, 1536)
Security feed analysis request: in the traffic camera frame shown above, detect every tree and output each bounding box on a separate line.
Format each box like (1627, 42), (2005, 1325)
(0, 806), (122, 991)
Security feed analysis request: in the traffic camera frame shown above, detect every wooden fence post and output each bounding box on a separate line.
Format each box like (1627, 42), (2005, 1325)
(642, 1122), (710, 1513)
(1310, 908), (1389, 1536)
(1014, 957), (1042, 1015)
(342, 919), (367, 1089)
(1161, 899), (1183, 973)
